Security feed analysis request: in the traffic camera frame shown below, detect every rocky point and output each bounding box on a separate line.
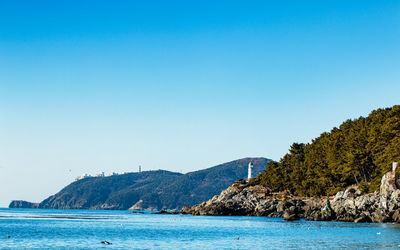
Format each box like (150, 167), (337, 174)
(181, 165), (400, 223)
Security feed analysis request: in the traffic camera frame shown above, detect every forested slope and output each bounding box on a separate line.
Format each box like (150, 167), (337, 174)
(257, 105), (400, 196)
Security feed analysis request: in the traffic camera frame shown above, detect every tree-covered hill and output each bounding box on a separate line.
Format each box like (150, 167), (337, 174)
(257, 105), (400, 196)
(39, 170), (182, 210)
(33, 157), (270, 210)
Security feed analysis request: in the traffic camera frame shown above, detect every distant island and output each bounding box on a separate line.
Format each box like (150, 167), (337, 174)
(10, 157), (270, 210)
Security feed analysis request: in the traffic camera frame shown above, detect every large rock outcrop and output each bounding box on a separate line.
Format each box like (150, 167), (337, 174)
(181, 165), (400, 223)
(181, 185), (305, 219)
(304, 188), (400, 223)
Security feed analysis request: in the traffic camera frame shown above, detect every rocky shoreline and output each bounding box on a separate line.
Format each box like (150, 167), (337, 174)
(181, 169), (400, 223)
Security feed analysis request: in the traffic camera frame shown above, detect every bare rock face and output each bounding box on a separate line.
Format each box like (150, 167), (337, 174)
(129, 200), (143, 210)
(380, 171), (398, 197)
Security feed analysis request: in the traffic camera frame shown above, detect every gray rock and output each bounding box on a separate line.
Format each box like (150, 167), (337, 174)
(343, 187), (360, 199)
(283, 211), (299, 221)
(392, 210), (400, 223)
(391, 189), (400, 199)
(354, 212), (371, 223)
(380, 171), (397, 197)
(333, 191), (344, 202)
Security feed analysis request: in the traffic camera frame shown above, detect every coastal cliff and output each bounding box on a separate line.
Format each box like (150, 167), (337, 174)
(181, 167), (400, 223)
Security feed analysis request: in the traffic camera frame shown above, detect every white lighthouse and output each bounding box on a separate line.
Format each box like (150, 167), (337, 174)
(247, 161), (254, 181)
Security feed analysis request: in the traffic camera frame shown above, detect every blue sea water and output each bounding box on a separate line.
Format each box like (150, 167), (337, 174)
(0, 208), (400, 249)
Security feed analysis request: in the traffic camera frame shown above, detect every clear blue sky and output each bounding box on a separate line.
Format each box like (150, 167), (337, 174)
(0, 0), (399, 207)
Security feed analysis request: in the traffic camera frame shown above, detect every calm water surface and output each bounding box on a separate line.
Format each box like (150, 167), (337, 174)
(1, 208), (400, 249)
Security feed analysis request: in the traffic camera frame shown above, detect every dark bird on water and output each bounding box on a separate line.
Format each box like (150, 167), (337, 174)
(100, 240), (112, 245)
